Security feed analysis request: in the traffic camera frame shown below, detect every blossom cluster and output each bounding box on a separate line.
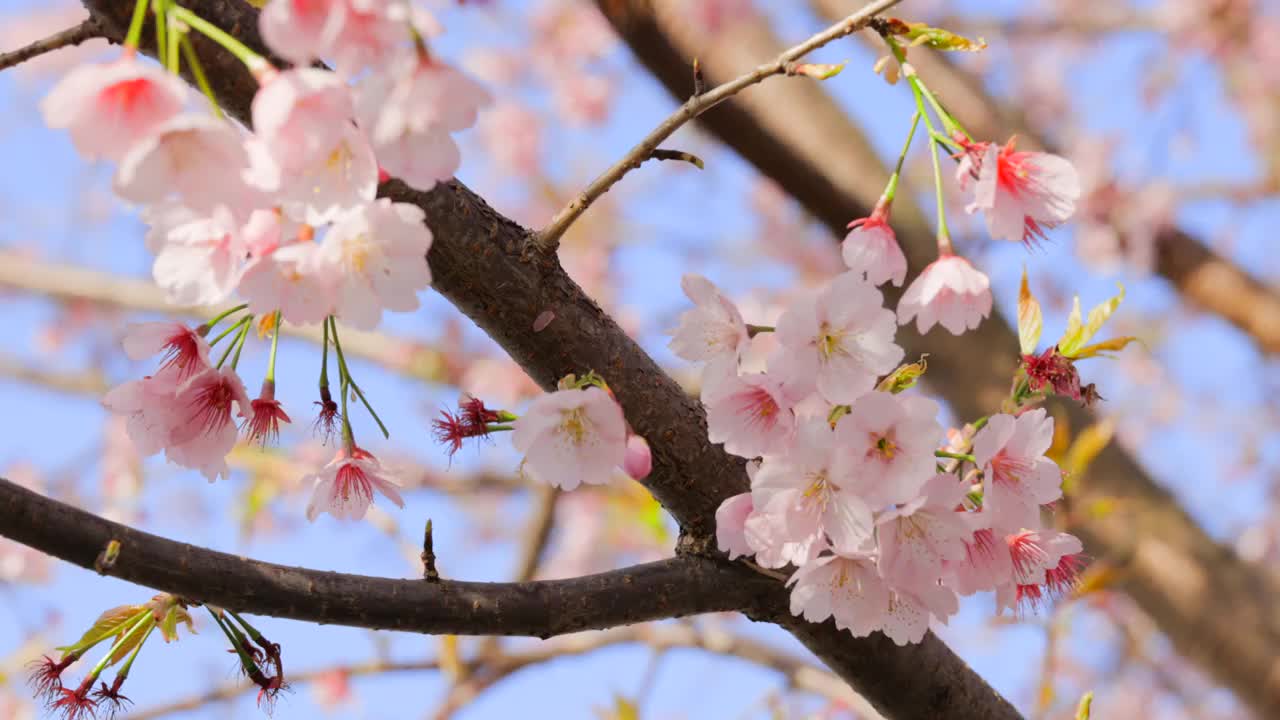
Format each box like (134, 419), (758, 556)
(673, 266), (1085, 644)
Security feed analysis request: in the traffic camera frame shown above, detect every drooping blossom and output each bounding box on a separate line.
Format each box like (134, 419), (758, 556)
(102, 373), (183, 457)
(774, 271), (902, 404)
(239, 231), (339, 327)
(511, 387), (628, 490)
(252, 68), (355, 175)
(749, 419), (874, 565)
(876, 474), (971, 595)
(715, 492), (754, 560)
(149, 205), (244, 306)
(834, 391), (942, 507)
(317, 199), (434, 330)
(702, 372), (795, 458)
(995, 529), (1084, 615)
(668, 274), (750, 374)
(305, 446), (406, 521)
(972, 409), (1063, 533)
(957, 137), (1080, 245)
(278, 124), (379, 225)
(244, 380), (291, 447)
(113, 114), (269, 215)
(896, 254), (992, 335)
(787, 552), (889, 637)
(843, 212), (907, 287)
(356, 53), (491, 189)
(259, 0), (347, 67)
(119, 321), (211, 382)
(165, 367), (254, 481)
(40, 55), (188, 161)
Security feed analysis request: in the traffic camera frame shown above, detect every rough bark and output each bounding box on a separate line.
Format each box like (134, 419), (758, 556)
(594, 1), (1280, 714)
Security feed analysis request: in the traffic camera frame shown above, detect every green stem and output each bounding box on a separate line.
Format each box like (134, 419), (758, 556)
(229, 319), (252, 371)
(970, 416), (989, 432)
(165, 4), (182, 74)
(86, 612), (153, 681)
(209, 314), (251, 348)
(264, 311), (281, 383)
(124, 0), (150, 49)
(329, 317), (390, 439)
(208, 609), (257, 671)
(153, 0), (167, 71)
(202, 303), (248, 333)
(927, 123), (953, 254)
(746, 323), (774, 337)
(330, 318), (357, 450)
(319, 316), (331, 391)
(115, 622), (156, 680)
(486, 424), (515, 433)
(883, 111), (921, 204)
(168, 5), (268, 73)
(214, 316), (252, 368)
(935, 450), (976, 463)
(179, 34), (223, 119)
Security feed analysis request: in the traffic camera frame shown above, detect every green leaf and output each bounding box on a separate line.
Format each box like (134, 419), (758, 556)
(1059, 284), (1125, 357)
(877, 356), (928, 394)
(57, 605), (146, 654)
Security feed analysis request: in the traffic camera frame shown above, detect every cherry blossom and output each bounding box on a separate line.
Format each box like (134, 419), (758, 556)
(774, 271), (903, 404)
(995, 529), (1084, 615)
(787, 553), (888, 637)
(896, 254), (992, 335)
(102, 375), (180, 457)
(245, 380), (292, 447)
(239, 236), (339, 326)
(317, 198), (434, 330)
(40, 55), (188, 162)
(880, 583), (958, 645)
(668, 274), (750, 373)
(252, 68), (355, 175)
(972, 409), (1063, 533)
(305, 446), (406, 521)
(511, 387), (628, 490)
(715, 492), (754, 561)
(165, 367), (254, 481)
(957, 137), (1081, 245)
(118, 321), (211, 382)
(876, 474), (970, 595)
(834, 391), (942, 507)
(258, 0), (347, 67)
(843, 214), (907, 287)
(278, 124), (379, 225)
(945, 527), (1014, 597)
(149, 205), (244, 306)
(702, 372), (795, 458)
(750, 419), (874, 564)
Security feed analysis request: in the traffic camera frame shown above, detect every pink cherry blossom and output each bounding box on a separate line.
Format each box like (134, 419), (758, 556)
(843, 215), (907, 287)
(896, 254), (992, 335)
(511, 387), (628, 490)
(119, 321), (211, 382)
(749, 419), (874, 563)
(356, 54), (491, 189)
(995, 529), (1084, 615)
(317, 199), (434, 330)
(945, 527), (1014, 596)
(113, 114), (264, 215)
(774, 271), (903, 404)
(252, 68), (354, 175)
(259, 0), (346, 66)
(957, 138), (1081, 245)
(702, 372), (795, 458)
(668, 274), (750, 372)
(165, 367), (254, 481)
(622, 435), (652, 480)
(328, 0), (411, 76)
(715, 492), (754, 560)
(238, 238), (339, 326)
(102, 372), (182, 456)
(305, 446), (406, 521)
(150, 205), (244, 306)
(876, 474), (971, 595)
(834, 391), (942, 507)
(787, 553), (889, 637)
(41, 55), (188, 162)
(880, 583), (958, 645)
(279, 124), (379, 225)
(972, 409), (1063, 533)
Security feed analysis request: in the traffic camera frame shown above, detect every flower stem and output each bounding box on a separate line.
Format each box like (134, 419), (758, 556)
(209, 314), (251, 349)
(746, 324), (774, 337)
(208, 608), (258, 673)
(264, 311), (281, 383)
(883, 111), (921, 204)
(86, 612), (153, 682)
(319, 316), (331, 390)
(153, 0), (168, 70)
(935, 450), (976, 463)
(927, 123), (954, 255)
(115, 621), (156, 681)
(180, 34), (222, 119)
(328, 317), (390, 439)
(164, 3), (182, 74)
(202, 303), (248, 333)
(229, 319), (252, 370)
(168, 5), (268, 75)
(124, 0), (150, 49)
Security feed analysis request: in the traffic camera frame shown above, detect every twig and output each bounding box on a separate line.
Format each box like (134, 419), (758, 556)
(533, 0), (903, 251)
(422, 518), (439, 582)
(0, 18), (104, 72)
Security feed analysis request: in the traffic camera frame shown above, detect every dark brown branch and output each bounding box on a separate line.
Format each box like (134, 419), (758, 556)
(597, 1), (1280, 715)
(0, 477), (779, 637)
(56, 2), (1025, 717)
(0, 18), (103, 72)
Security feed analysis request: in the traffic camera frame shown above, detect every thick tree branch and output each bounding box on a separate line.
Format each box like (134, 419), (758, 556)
(0, 18), (103, 72)
(52, 2), (1025, 717)
(534, 0), (902, 250)
(595, 2), (1280, 714)
(0, 477), (779, 637)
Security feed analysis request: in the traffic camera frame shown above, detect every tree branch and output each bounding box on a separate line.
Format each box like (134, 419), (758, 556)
(533, 0), (903, 251)
(0, 476), (779, 637)
(0, 18), (103, 72)
(56, 2), (1026, 717)
(596, 2), (1280, 714)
